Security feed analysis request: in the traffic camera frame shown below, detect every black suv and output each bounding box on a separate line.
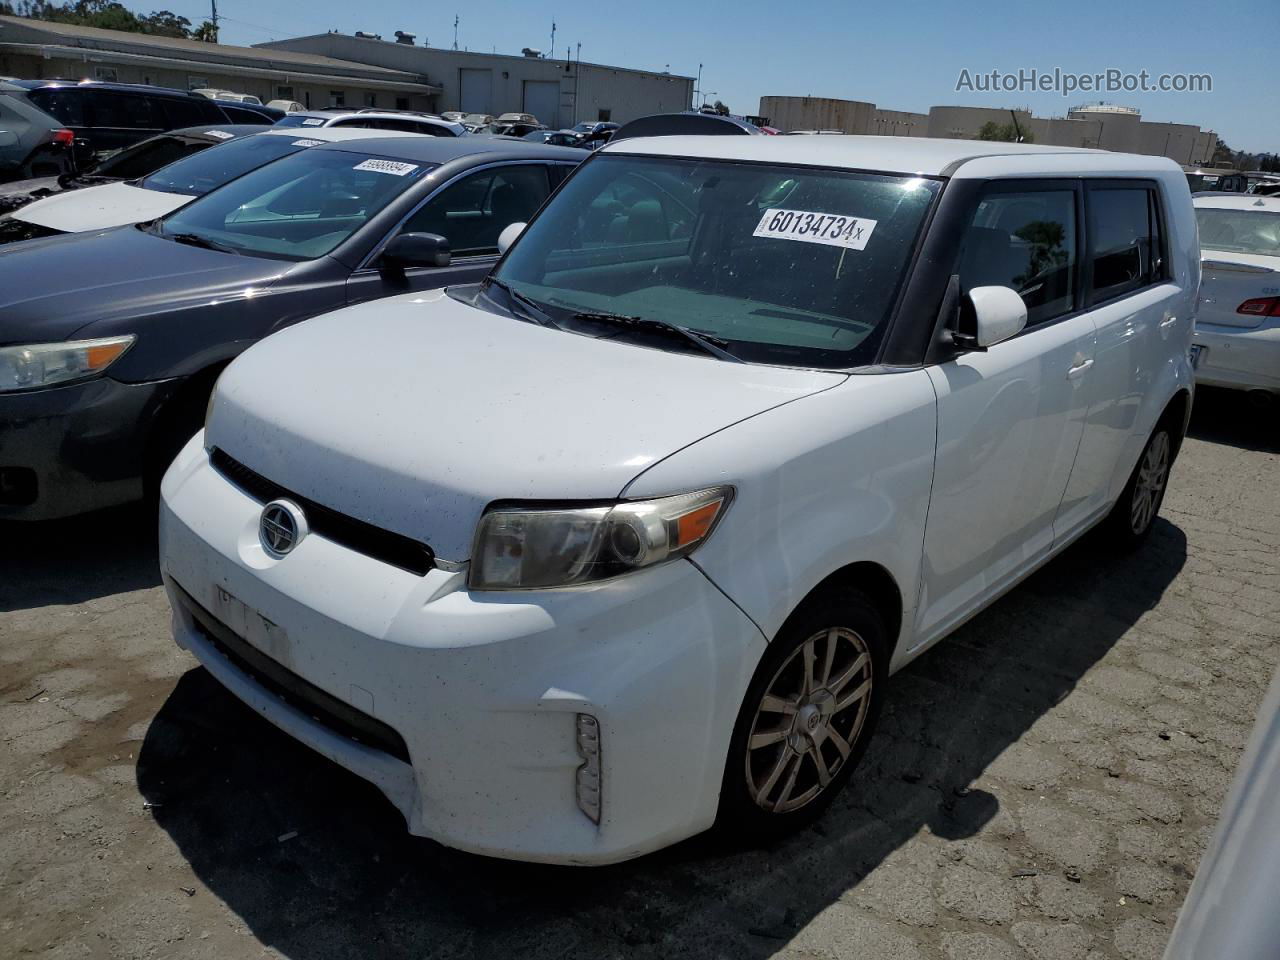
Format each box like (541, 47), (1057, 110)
(0, 79), (227, 177)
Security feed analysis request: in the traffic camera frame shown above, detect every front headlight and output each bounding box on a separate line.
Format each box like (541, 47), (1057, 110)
(0, 336), (135, 393)
(470, 486), (733, 590)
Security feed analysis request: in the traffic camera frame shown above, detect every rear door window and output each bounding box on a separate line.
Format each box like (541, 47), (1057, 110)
(89, 91), (161, 130)
(1087, 184), (1165, 303)
(160, 96), (219, 129)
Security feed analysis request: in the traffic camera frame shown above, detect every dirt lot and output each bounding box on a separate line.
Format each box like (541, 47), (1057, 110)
(2, 386), (1278, 960)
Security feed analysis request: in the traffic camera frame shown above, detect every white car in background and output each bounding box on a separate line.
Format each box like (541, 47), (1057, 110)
(4, 127), (401, 238)
(1192, 194), (1280, 400)
(273, 110), (466, 138)
(161, 136), (1197, 865)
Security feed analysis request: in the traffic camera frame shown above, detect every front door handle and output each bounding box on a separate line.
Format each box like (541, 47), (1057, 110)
(1160, 315), (1179, 328)
(1067, 358), (1094, 379)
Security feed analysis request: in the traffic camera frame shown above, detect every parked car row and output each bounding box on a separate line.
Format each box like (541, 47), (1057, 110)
(0, 78), (286, 180)
(1, 121), (1261, 868)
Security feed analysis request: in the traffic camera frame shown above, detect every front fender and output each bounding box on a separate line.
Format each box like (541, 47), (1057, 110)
(622, 369), (938, 673)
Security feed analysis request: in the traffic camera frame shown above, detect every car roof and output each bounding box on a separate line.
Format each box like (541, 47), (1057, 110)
(168, 123), (270, 140)
(0, 77), (202, 98)
(1193, 194), (1280, 211)
(311, 135), (585, 163)
(602, 134), (1122, 177)
(256, 127), (418, 143)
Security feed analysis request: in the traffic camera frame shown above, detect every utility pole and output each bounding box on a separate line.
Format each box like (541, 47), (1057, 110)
(210, 0), (219, 41)
(550, 20), (556, 59)
(452, 14), (459, 50)
(693, 62), (702, 110)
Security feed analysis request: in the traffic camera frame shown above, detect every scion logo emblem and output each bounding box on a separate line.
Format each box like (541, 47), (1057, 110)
(259, 499), (307, 557)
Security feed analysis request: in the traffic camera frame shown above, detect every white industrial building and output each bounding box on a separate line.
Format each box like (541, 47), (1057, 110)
(257, 32), (694, 129)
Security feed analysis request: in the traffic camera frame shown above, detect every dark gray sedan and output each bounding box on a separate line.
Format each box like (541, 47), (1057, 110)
(0, 136), (583, 520)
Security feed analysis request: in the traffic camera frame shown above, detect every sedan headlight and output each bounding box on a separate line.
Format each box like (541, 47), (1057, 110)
(470, 486), (733, 590)
(0, 336), (135, 393)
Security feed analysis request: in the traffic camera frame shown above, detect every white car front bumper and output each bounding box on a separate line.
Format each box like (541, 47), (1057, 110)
(159, 435), (766, 865)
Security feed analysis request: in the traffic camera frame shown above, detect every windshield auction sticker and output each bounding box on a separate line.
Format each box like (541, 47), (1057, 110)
(206, 130), (235, 140)
(291, 139), (324, 147)
(301, 118), (325, 126)
(752, 209), (878, 250)
(353, 159), (420, 176)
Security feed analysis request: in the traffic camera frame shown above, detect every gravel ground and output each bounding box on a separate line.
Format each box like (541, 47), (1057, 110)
(2, 385), (1278, 960)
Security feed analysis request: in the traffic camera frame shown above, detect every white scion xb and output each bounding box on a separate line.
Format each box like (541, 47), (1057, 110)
(160, 136), (1197, 865)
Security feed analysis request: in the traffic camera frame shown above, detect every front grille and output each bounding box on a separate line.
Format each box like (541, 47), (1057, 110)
(210, 447), (435, 576)
(173, 581), (412, 765)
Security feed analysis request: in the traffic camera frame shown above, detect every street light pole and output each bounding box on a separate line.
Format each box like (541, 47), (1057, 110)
(693, 62), (702, 110)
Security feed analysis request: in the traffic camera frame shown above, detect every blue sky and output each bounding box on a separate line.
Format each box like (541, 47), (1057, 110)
(170, 0), (1276, 153)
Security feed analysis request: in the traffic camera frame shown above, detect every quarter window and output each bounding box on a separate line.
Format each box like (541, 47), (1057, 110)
(398, 165), (550, 257)
(958, 188), (1078, 326)
(1087, 186), (1164, 302)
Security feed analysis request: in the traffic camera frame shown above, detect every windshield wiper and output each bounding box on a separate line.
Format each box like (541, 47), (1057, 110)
(165, 231), (240, 255)
(486, 277), (558, 328)
(571, 310), (741, 363)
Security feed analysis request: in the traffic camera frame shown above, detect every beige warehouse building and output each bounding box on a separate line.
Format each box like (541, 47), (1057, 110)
(762, 96), (1216, 164)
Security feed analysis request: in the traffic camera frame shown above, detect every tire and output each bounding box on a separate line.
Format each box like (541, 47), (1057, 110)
(717, 589), (889, 839)
(1104, 423), (1173, 548)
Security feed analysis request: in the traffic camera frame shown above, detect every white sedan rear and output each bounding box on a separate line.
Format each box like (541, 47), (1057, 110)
(1192, 194), (1280, 396)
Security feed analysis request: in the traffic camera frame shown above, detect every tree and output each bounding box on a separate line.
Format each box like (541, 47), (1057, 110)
(3, 1), (205, 39)
(190, 19), (217, 42)
(976, 121), (1033, 144)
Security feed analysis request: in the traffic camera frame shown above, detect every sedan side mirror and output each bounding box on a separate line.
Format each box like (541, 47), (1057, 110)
(956, 285), (1027, 350)
(497, 221), (526, 255)
(381, 232), (450, 271)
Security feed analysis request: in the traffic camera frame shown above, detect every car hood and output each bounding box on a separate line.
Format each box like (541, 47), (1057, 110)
(12, 181), (191, 232)
(0, 225), (289, 344)
(206, 289), (844, 562)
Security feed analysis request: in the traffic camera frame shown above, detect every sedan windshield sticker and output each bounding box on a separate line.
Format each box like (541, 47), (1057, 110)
(291, 138), (324, 147)
(752, 209), (878, 251)
(205, 130), (235, 140)
(353, 159), (420, 176)
(301, 118), (325, 126)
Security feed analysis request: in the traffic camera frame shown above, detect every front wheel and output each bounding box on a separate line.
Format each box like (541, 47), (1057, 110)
(718, 591), (888, 838)
(1105, 425), (1172, 547)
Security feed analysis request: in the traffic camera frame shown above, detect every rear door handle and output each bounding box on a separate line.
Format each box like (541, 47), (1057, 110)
(1067, 358), (1094, 379)
(1160, 315), (1179, 328)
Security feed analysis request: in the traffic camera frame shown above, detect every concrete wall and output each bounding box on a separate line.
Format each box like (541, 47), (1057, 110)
(0, 50), (433, 111)
(259, 34), (693, 128)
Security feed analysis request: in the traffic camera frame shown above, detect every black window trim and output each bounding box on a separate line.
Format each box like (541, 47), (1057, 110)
(354, 158), (566, 272)
(1083, 178), (1170, 310)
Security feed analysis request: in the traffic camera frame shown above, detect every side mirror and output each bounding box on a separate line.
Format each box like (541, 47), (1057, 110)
(957, 285), (1027, 350)
(381, 232), (450, 271)
(497, 221), (526, 255)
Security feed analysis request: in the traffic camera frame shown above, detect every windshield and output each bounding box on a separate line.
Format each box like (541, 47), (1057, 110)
(156, 149), (433, 261)
(493, 154), (941, 368)
(91, 134), (211, 180)
(140, 135), (311, 196)
(272, 115), (328, 128)
(1196, 207), (1280, 257)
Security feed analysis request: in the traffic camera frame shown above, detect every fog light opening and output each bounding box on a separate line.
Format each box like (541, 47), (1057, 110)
(575, 713), (602, 825)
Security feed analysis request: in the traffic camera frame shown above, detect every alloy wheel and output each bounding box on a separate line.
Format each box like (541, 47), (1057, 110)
(744, 626), (874, 813)
(1130, 431), (1170, 534)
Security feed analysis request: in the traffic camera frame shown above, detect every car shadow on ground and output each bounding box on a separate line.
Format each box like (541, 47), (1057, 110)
(137, 517), (1187, 959)
(1187, 386), (1280, 454)
(0, 502), (160, 611)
